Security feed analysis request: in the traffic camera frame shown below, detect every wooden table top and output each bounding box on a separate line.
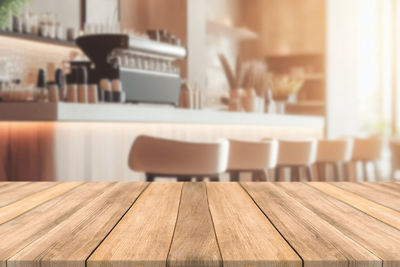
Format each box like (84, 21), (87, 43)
(0, 182), (399, 267)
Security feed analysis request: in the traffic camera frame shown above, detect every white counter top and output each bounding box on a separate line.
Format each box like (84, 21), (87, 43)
(0, 102), (324, 128)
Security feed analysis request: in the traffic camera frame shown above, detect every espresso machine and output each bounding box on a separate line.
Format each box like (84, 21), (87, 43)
(75, 32), (187, 106)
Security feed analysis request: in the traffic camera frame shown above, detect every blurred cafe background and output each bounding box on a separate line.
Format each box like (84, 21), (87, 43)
(0, 0), (399, 182)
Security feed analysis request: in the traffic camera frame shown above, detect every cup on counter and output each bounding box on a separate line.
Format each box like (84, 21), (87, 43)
(66, 84), (77, 102)
(88, 84), (98, 103)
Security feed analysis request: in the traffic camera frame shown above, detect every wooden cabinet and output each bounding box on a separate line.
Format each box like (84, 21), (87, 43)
(240, 0), (326, 116)
(240, 0), (325, 57)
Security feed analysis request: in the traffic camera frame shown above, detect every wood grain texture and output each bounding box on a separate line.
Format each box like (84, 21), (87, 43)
(0, 182), (11, 188)
(242, 182), (381, 267)
(0, 182), (30, 201)
(0, 182), (82, 224)
(361, 183), (400, 197)
(1, 182), (399, 267)
(0, 182), (111, 267)
(0, 182), (60, 207)
(0, 182), (27, 188)
(277, 182), (400, 267)
(331, 182), (400, 212)
(309, 182), (400, 230)
(88, 183), (183, 267)
(206, 182), (301, 267)
(167, 183), (221, 267)
(8, 182), (148, 267)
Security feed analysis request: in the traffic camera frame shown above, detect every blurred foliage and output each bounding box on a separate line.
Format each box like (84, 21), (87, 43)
(0, 0), (32, 27)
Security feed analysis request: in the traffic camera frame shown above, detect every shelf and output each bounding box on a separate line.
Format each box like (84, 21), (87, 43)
(0, 30), (76, 48)
(295, 73), (325, 81)
(265, 52), (325, 59)
(206, 20), (258, 41)
(127, 35), (187, 59)
(286, 101), (325, 116)
(288, 101), (325, 107)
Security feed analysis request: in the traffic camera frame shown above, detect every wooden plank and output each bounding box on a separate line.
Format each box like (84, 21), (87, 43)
(277, 182), (400, 267)
(0, 182), (83, 224)
(360, 183), (400, 197)
(8, 182), (148, 267)
(0, 182), (29, 195)
(242, 182), (381, 267)
(0, 182), (111, 267)
(88, 183), (183, 267)
(0, 182), (60, 207)
(206, 182), (301, 267)
(167, 183), (221, 267)
(331, 182), (400, 212)
(309, 182), (400, 230)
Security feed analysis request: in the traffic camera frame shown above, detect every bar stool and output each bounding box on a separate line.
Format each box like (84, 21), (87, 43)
(315, 139), (353, 181)
(350, 136), (384, 181)
(268, 139), (317, 181)
(227, 139), (278, 181)
(128, 135), (229, 182)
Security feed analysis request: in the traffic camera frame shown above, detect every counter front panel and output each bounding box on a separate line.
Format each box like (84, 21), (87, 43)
(0, 103), (324, 181)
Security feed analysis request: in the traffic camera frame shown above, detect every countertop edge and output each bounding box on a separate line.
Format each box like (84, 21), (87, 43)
(0, 103), (324, 128)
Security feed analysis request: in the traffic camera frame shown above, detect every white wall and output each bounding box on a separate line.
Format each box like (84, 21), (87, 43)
(326, 0), (360, 138)
(187, 0), (207, 88)
(327, 0), (392, 138)
(187, 0), (241, 106)
(29, 0), (119, 30)
(85, 0), (119, 25)
(28, 0), (80, 30)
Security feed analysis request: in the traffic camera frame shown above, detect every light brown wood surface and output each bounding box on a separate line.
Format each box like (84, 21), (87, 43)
(331, 182), (400, 212)
(0, 182), (59, 207)
(362, 182), (400, 196)
(242, 182), (381, 267)
(359, 182), (400, 197)
(8, 182), (148, 267)
(309, 182), (400, 230)
(277, 182), (400, 267)
(0, 182), (400, 267)
(0, 182), (82, 224)
(0, 183), (30, 203)
(207, 182), (301, 267)
(167, 183), (221, 267)
(87, 183), (183, 267)
(0, 182), (110, 267)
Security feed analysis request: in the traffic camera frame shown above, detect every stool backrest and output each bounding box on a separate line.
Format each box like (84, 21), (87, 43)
(352, 136), (384, 161)
(317, 139), (353, 163)
(128, 135), (229, 175)
(270, 139), (317, 166)
(227, 139), (278, 171)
